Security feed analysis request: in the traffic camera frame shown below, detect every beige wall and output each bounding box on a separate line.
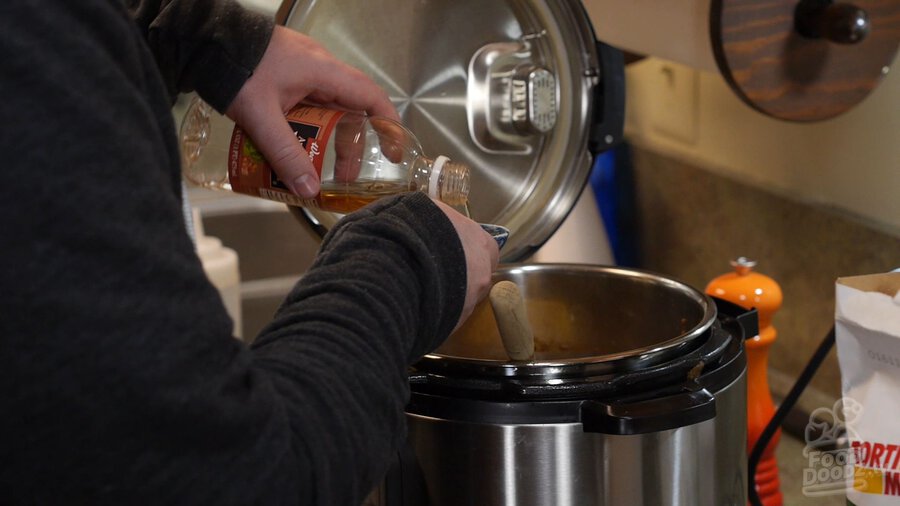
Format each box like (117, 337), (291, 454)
(622, 53), (900, 235)
(617, 49), (900, 411)
(624, 145), (900, 412)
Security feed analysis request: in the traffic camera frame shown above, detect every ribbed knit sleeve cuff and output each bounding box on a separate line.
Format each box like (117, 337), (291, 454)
(388, 193), (467, 353)
(135, 0), (275, 112)
(317, 192), (468, 361)
(187, 5), (274, 112)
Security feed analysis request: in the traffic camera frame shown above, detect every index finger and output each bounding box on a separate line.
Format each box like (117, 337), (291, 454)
(307, 62), (400, 122)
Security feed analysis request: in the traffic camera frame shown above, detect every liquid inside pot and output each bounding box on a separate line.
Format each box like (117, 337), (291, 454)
(434, 266), (709, 363)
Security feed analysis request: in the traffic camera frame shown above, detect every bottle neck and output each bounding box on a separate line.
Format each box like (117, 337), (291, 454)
(428, 155), (470, 206)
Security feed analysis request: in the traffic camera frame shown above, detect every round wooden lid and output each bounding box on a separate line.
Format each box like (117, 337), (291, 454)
(710, 0), (900, 122)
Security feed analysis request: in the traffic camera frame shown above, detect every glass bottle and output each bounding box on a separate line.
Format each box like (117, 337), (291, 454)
(179, 97), (470, 214)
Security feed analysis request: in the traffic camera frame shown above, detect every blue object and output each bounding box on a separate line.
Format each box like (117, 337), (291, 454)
(589, 143), (638, 267)
(480, 223), (510, 250)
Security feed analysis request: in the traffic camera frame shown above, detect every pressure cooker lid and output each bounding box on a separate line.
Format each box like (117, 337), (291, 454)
(278, 0), (620, 260)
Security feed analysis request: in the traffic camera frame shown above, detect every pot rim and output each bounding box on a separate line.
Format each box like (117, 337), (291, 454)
(415, 263), (718, 379)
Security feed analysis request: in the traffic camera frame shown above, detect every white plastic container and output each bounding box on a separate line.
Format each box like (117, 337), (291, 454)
(192, 209), (242, 340)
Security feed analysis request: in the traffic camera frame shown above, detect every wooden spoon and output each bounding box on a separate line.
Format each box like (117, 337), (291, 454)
(489, 280), (535, 362)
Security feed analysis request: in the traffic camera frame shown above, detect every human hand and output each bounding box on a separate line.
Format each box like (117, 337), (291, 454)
(225, 26), (399, 198)
(432, 200), (500, 332)
(331, 115), (411, 184)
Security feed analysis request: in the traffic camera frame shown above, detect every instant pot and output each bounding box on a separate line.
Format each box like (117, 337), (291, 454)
(271, 1), (753, 504)
(370, 264), (754, 506)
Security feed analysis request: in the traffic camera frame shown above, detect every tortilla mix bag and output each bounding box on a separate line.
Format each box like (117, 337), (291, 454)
(835, 272), (900, 505)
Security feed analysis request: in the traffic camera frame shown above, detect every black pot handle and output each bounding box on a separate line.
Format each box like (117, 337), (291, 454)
(712, 296), (760, 341)
(588, 40), (626, 155)
(580, 385), (716, 435)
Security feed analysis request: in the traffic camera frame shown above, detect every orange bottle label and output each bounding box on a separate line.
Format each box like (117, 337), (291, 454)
(227, 106), (345, 205)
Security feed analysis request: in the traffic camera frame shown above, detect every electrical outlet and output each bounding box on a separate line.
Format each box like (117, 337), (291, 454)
(649, 60), (699, 145)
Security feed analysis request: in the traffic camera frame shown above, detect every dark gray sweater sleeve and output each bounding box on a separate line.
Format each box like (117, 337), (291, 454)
(0, 1), (466, 505)
(127, 0), (275, 111)
(251, 193), (467, 504)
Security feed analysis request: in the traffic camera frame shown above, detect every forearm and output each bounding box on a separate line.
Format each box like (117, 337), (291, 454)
(126, 0), (274, 110)
(252, 193), (466, 505)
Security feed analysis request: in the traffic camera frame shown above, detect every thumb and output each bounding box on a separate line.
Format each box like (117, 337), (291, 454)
(238, 102), (320, 198)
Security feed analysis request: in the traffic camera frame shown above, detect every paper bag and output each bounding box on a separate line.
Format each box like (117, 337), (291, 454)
(835, 272), (900, 505)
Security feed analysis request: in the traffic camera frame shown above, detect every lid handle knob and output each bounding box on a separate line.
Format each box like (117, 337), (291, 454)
(795, 0), (870, 45)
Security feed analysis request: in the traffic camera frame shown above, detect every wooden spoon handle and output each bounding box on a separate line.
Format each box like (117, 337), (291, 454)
(489, 280), (535, 362)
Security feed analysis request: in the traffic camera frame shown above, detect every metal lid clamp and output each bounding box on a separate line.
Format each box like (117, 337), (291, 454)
(466, 37), (558, 154)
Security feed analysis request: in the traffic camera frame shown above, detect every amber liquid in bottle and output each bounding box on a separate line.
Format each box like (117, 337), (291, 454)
(315, 181), (474, 217)
(314, 180), (413, 214)
(181, 100), (472, 214)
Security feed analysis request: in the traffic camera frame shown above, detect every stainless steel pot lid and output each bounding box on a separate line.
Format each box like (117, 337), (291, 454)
(417, 264), (718, 380)
(278, 0), (618, 260)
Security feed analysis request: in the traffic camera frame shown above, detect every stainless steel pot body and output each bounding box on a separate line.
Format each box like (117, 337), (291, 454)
(374, 265), (751, 506)
(405, 371), (746, 506)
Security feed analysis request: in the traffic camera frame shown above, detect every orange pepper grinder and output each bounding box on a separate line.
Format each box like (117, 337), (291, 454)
(706, 257), (783, 506)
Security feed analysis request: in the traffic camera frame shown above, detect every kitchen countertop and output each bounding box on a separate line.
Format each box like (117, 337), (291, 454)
(776, 433), (846, 505)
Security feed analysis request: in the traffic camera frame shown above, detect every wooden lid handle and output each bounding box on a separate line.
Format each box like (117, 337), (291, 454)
(710, 0), (899, 121)
(489, 280), (535, 362)
(795, 0), (870, 45)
